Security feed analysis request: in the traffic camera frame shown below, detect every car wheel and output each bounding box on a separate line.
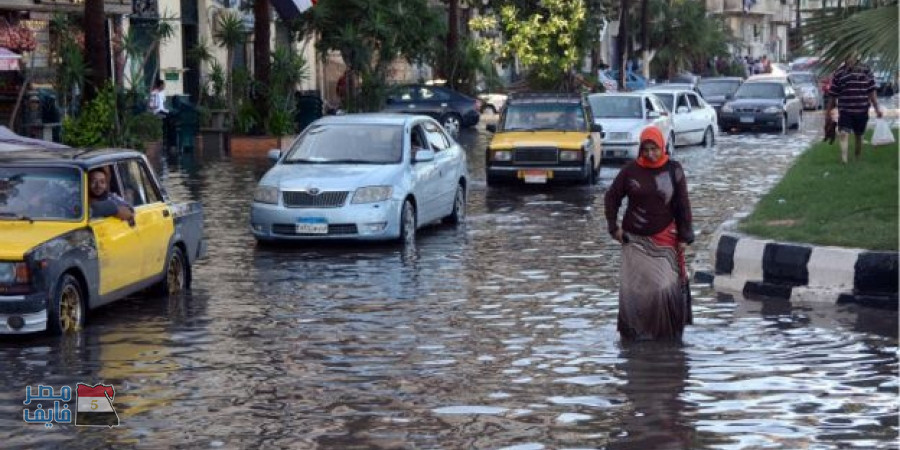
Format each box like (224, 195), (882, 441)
(399, 199), (416, 246)
(793, 111), (802, 130)
(702, 126), (714, 148)
(48, 274), (85, 335)
(780, 114), (787, 134)
(153, 246), (189, 296)
(590, 158), (600, 184)
(444, 184), (466, 225)
(667, 134), (675, 156)
(441, 113), (462, 133)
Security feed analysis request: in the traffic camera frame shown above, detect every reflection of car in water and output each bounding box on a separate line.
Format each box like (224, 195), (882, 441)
(0, 149), (206, 335)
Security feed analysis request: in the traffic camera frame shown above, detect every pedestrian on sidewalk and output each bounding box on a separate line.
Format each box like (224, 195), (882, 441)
(604, 126), (694, 342)
(825, 54), (883, 163)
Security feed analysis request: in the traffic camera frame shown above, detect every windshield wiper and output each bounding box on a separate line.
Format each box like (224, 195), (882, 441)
(0, 212), (33, 223)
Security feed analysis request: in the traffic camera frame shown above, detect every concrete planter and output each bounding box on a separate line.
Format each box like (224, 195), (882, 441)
(228, 134), (296, 158)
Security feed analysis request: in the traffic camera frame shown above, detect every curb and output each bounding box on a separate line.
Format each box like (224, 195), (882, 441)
(705, 220), (898, 309)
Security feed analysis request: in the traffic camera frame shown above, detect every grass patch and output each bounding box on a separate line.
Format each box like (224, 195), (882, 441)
(739, 128), (898, 251)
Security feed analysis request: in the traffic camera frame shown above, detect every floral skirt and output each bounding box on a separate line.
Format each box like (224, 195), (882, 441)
(618, 222), (691, 341)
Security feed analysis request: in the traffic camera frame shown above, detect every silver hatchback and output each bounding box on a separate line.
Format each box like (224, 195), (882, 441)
(250, 114), (468, 244)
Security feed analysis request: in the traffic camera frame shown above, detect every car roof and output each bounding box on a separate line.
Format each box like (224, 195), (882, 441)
(507, 92), (583, 105)
(314, 113), (422, 126)
(587, 92), (650, 99)
(0, 148), (146, 168)
(699, 77), (743, 82)
(747, 74), (788, 82)
(643, 88), (697, 94)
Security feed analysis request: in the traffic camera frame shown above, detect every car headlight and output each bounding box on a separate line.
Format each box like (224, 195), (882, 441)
(492, 150), (512, 161)
(559, 150), (583, 161)
(763, 106), (782, 114)
(0, 262), (29, 284)
(352, 186), (393, 204)
(721, 104), (734, 113)
(253, 185), (279, 204)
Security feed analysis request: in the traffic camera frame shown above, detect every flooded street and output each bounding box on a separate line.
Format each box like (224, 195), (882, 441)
(1, 110), (897, 449)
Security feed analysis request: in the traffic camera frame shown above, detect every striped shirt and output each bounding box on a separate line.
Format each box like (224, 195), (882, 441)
(829, 64), (876, 114)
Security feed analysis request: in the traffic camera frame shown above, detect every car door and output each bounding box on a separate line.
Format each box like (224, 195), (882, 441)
(423, 121), (458, 217)
(784, 84), (802, 126)
(115, 159), (174, 282)
(417, 86), (452, 122)
(686, 92), (709, 144)
(648, 96), (674, 146)
(89, 167), (143, 298)
(385, 86), (418, 114)
(671, 93), (693, 146)
(409, 123), (441, 222)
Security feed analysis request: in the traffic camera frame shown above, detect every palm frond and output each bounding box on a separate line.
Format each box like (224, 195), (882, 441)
(805, 4), (898, 73)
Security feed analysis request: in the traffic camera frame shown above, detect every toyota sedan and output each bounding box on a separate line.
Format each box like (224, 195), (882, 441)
(250, 114), (468, 245)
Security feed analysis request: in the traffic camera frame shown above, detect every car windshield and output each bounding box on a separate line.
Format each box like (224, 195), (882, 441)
(699, 81), (741, 96)
(734, 83), (784, 99)
(588, 96), (643, 118)
(652, 93), (675, 112)
(283, 124), (403, 164)
(500, 103), (585, 131)
(0, 166), (83, 221)
(790, 73), (817, 85)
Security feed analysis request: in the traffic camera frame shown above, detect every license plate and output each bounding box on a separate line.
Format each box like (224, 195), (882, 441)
(522, 170), (548, 184)
(740, 116), (754, 123)
(296, 217), (328, 234)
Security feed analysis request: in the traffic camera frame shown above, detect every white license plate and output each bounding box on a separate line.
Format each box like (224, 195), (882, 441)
(522, 170), (548, 184)
(296, 218), (328, 234)
(740, 116), (754, 123)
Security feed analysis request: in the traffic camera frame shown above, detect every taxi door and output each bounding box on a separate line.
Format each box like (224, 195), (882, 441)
(116, 160), (174, 280)
(91, 217), (143, 296)
(584, 103), (603, 168)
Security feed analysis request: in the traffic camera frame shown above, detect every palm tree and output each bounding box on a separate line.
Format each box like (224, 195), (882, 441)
(213, 11), (247, 124)
(83, 0), (108, 102)
(254, 0), (271, 125)
(804, 2), (898, 73)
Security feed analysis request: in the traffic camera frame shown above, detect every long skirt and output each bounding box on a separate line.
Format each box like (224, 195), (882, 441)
(618, 222), (692, 341)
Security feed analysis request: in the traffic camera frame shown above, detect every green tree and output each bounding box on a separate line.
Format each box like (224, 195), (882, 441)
(297, 0), (444, 112)
(641, 0), (732, 79)
(470, 0), (587, 89)
(254, 0), (271, 126)
(804, 2), (898, 73)
(212, 11), (248, 125)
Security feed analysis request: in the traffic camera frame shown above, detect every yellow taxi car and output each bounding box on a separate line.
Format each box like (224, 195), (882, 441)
(484, 93), (603, 185)
(0, 148), (205, 335)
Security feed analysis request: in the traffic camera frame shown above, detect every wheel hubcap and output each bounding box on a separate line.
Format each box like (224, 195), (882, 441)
(59, 284), (81, 332)
(167, 254), (184, 294)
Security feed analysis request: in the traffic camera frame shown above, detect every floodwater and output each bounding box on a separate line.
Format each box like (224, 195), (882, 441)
(1, 109), (897, 449)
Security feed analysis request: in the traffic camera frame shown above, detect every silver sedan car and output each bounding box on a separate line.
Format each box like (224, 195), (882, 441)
(250, 114), (468, 244)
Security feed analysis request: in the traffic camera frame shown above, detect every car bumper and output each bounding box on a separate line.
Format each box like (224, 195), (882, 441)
(0, 293), (48, 334)
(801, 97), (819, 109)
(602, 143), (639, 162)
(720, 112), (783, 130)
(250, 199), (404, 241)
(486, 165), (589, 182)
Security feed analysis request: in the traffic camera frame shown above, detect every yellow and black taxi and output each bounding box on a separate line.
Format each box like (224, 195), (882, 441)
(484, 92), (603, 185)
(0, 148), (205, 335)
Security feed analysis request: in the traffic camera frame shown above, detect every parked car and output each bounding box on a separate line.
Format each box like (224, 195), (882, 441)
(484, 92), (603, 185)
(644, 88), (718, 148)
(719, 80), (803, 133)
(604, 69), (649, 91)
(587, 92), (675, 162)
(788, 71), (824, 110)
(697, 77), (743, 118)
(383, 84), (481, 133)
(478, 92), (508, 114)
(0, 149), (206, 334)
(250, 114), (468, 245)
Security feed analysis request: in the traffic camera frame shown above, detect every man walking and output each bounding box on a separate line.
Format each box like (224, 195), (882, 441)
(826, 54), (883, 163)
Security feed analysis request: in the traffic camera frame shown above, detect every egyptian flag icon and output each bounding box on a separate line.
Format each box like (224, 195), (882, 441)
(75, 383), (119, 427)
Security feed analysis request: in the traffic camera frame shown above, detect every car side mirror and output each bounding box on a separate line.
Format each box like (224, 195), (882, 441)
(647, 110), (661, 119)
(590, 123), (603, 133)
(267, 149), (281, 163)
(414, 149), (435, 162)
(486, 124), (497, 133)
(676, 106), (690, 114)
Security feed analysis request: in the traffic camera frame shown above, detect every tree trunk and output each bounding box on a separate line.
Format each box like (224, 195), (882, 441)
(112, 16), (125, 89)
(254, 0), (271, 126)
(444, 0), (460, 84)
(84, 0), (109, 102)
(794, 0), (802, 49)
(616, 0), (630, 90)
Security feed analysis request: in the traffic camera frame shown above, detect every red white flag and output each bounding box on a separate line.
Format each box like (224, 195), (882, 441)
(75, 383), (119, 427)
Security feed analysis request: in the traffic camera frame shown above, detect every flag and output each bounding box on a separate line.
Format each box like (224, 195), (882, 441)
(75, 383), (119, 427)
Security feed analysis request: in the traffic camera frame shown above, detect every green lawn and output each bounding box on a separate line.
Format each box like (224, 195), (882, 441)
(739, 129), (898, 251)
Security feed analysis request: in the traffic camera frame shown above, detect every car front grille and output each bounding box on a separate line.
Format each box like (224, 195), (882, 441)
(282, 191), (349, 208)
(271, 223), (359, 236)
(513, 147), (558, 164)
(735, 107), (760, 113)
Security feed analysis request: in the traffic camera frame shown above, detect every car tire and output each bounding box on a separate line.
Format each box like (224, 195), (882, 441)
(441, 113), (462, 133)
(793, 111), (802, 130)
(399, 199), (416, 246)
(154, 246), (189, 296)
(701, 126), (715, 148)
(47, 274), (85, 335)
(444, 184), (466, 225)
(779, 114), (788, 134)
(667, 134), (675, 156)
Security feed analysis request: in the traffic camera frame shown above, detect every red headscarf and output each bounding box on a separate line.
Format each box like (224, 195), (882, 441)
(636, 126), (669, 169)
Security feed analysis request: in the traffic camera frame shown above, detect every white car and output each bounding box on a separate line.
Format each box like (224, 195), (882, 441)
(644, 88), (718, 148)
(478, 93), (508, 114)
(587, 92), (674, 162)
(250, 114), (468, 245)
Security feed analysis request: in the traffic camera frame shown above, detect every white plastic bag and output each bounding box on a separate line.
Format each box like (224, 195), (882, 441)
(871, 119), (895, 146)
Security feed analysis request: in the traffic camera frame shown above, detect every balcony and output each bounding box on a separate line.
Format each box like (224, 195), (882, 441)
(0, 0), (132, 15)
(707, 0), (789, 16)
